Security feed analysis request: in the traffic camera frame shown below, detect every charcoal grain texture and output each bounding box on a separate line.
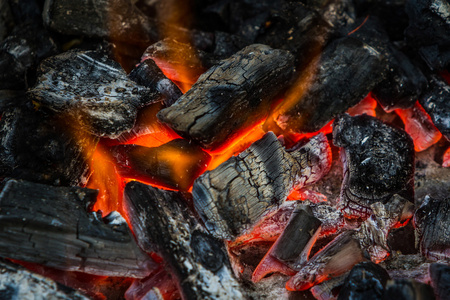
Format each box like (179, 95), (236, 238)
(272, 36), (386, 134)
(157, 44), (295, 150)
(123, 181), (244, 300)
(0, 179), (155, 278)
(332, 114), (415, 218)
(0, 259), (89, 300)
(28, 50), (158, 138)
(192, 132), (331, 240)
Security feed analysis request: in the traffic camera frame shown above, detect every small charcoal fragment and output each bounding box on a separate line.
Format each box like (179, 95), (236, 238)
(123, 181), (244, 300)
(157, 44), (295, 150)
(29, 50), (158, 138)
(109, 139), (211, 191)
(0, 179), (155, 278)
(429, 263), (450, 300)
(193, 132), (331, 240)
(384, 279), (435, 300)
(337, 261), (390, 300)
(272, 36), (386, 134)
(332, 114), (415, 219)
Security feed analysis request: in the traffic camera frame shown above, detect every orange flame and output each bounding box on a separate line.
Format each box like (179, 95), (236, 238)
(443, 147), (450, 168)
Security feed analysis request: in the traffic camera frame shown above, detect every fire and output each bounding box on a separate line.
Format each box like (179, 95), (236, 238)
(443, 147), (450, 168)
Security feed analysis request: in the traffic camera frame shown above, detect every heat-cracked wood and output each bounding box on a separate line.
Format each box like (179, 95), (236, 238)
(157, 44), (295, 150)
(192, 131), (331, 240)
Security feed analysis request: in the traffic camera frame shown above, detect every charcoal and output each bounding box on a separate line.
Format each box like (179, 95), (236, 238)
(429, 263), (450, 300)
(419, 76), (450, 140)
(0, 179), (155, 278)
(0, 90), (26, 112)
(0, 0), (13, 41)
(418, 45), (450, 71)
(0, 23), (58, 90)
(272, 36), (386, 134)
(414, 195), (450, 260)
(332, 114), (415, 219)
(383, 279), (435, 300)
(310, 274), (347, 300)
(28, 50), (158, 138)
(109, 139), (211, 191)
(0, 105), (98, 186)
(128, 59), (182, 107)
(158, 44), (295, 149)
(213, 31), (249, 58)
(0, 259), (89, 300)
(337, 261), (390, 300)
(8, 0), (43, 24)
(123, 181), (244, 299)
(192, 132), (331, 240)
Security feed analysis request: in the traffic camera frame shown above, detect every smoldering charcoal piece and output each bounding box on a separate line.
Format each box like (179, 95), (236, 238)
(128, 59), (182, 107)
(332, 114), (415, 219)
(157, 44), (295, 150)
(272, 36), (386, 134)
(429, 263), (450, 300)
(0, 179), (155, 278)
(0, 259), (89, 300)
(384, 279), (435, 300)
(414, 195), (450, 260)
(337, 261), (390, 300)
(0, 105), (98, 186)
(28, 50), (158, 138)
(419, 76), (450, 140)
(123, 181), (244, 300)
(193, 132), (331, 240)
(109, 139), (211, 191)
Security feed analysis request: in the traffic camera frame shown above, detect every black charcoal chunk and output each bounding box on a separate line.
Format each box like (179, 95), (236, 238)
(128, 59), (182, 107)
(0, 179), (155, 278)
(0, 105), (98, 186)
(419, 76), (450, 140)
(123, 181), (244, 300)
(383, 279), (435, 300)
(0, 1), (13, 42)
(414, 195), (450, 260)
(157, 44), (295, 150)
(28, 50), (158, 138)
(429, 263), (450, 300)
(332, 114), (415, 219)
(213, 31), (249, 58)
(272, 36), (386, 134)
(192, 132), (331, 240)
(337, 261), (390, 300)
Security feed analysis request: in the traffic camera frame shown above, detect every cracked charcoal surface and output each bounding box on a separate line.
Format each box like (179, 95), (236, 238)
(123, 181), (244, 300)
(192, 132), (331, 240)
(273, 36), (386, 134)
(332, 114), (415, 218)
(28, 50), (158, 138)
(0, 179), (155, 278)
(157, 44), (295, 150)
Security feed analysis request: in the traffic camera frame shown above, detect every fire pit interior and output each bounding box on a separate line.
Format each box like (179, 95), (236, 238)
(0, 0), (450, 299)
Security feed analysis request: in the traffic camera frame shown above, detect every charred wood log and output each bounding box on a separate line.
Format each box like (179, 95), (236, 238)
(28, 50), (158, 138)
(157, 44), (295, 150)
(429, 263), (450, 300)
(332, 114), (415, 219)
(109, 139), (211, 191)
(123, 181), (244, 299)
(384, 279), (435, 300)
(0, 179), (155, 278)
(272, 36), (386, 134)
(192, 132), (331, 240)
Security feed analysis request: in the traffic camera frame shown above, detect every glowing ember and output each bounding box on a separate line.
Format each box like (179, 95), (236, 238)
(443, 147), (450, 168)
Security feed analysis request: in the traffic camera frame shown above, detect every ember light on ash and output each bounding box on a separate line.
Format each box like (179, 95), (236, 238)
(0, 0), (450, 299)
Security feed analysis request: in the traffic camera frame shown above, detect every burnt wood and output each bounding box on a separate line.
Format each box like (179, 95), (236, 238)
(384, 279), (435, 300)
(157, 44), (295, 150)
(429, 263), (450, 300)
(123, 181), (244, 300)
(0, 179), (155, 278)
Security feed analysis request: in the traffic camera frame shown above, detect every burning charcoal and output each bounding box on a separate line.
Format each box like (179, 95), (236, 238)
(252, 204), (322, 282)
(395, 102), (442, 152)
(0, 179), (155, 278)
(332, 114), (415, 219)
(157, 44), (295, 150)
(272, 36), (386, 134)
(128, 59), (182, 107)
(193, 132), (331, 240)
(414, 195), (450, 260)
(429, 263), (450, 300)
(311, 274), (347, 300)
(123, 181), (244, 299)
(0, 105), (98, 186)
(337, 261), (390, 300)
(444, 147), (450, 168)
(28, 50), (158, 138)
(419, 76), (450, 141)
(384, 279), (435, 300)
(109, 139), (211, 191)
(0, 259), (89, 300)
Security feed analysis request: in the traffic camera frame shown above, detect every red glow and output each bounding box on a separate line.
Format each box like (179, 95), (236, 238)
(347, 15), (370, 36)
(252, 252), (296, 282)
(287, 188), (327, 202)
(347, 93), (377, 117)
(443, 147), (450, 168)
